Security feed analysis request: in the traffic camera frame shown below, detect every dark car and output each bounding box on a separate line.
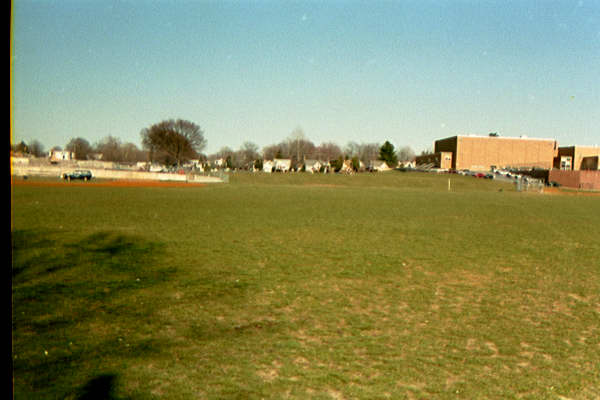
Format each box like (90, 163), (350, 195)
(62, 169), (93, 181)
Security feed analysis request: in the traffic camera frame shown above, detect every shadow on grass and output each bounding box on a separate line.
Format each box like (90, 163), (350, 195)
(11, 229), (172, 399)
(77, 374), (129, 400)
(12, 230), (169, 279)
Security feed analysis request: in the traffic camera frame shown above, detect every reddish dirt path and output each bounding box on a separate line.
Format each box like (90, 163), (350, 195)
(542, 187), (600, 196)
(11, 179), (206, 188)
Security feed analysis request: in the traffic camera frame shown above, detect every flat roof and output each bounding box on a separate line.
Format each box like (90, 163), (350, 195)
(437, 135), (557, 142)
(558, 145), (600, 149)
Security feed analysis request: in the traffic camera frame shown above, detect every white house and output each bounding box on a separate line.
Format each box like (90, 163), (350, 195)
(274, 158), (292, 172)
(369, 160), (390, 171)
(49, 150), (75, 162)
(398, 160), (416, 169)
(304, 159), (322, 173)
(186, 159), (204, 171)
(263, 160), (275, 173)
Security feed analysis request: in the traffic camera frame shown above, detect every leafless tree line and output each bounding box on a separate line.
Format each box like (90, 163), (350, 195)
(12, 121), (416, 168)
(11, 136), (147, 163)
(209, 128), (416, 170)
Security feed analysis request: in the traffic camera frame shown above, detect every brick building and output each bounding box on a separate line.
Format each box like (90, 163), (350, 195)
(416, 135), (558, 171)
(554, 146), (600, 170)
(414, 152), (453, 170)
(548, 170), (600, 190)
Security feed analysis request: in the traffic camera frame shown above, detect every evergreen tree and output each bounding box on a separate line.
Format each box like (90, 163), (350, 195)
(379, 141), (398, 168)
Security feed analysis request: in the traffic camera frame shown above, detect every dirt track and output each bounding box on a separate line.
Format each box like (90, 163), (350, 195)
(11, 178), (206, 188)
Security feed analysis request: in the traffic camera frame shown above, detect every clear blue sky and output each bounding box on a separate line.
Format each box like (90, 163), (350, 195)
(11, 0), (600, 155)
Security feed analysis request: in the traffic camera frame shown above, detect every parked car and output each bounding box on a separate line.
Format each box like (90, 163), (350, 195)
(62, 169), (93, 181)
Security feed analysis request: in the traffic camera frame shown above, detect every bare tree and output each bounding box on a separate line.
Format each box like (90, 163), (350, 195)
(287, 127), (315, 163)
(140, 119), (206, 166)
(214, 146), (234, 160)
(397, 146), (416, 161)
(12, 140), (46, 157)
(358, 143), (380, 163)
(93, 136), (145, 163)
(66, 137), (93, 160)
(315, 142), (342, 161)
(94, 136), (123, 162)
(239, 141), (260, 168)
(262, 144), (285, 160)
(120, 142), (146, 163)
(29, 140), (46, 158)
(344, 141), (361, 158)
(210, 146), (237, 169)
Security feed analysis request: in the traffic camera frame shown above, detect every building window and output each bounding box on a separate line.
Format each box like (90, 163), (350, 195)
(560, 157), (572, 170)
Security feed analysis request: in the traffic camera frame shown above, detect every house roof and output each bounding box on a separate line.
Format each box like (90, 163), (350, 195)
(370, 160), (387, 166)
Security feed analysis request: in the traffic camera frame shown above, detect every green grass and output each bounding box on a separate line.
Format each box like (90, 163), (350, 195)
(11, 172), (600, 399)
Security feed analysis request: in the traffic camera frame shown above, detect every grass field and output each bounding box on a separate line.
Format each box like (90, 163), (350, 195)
(11, 172), (600, 399)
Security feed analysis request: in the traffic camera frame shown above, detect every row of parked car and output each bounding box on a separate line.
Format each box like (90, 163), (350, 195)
(453, 169), (549, 187)
(456, 170), (495, 179)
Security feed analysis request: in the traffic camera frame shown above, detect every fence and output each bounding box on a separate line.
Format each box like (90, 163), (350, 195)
(11, 162), (227, 184)
(514, 178), (545, 193)
(188, 171), (229, 183)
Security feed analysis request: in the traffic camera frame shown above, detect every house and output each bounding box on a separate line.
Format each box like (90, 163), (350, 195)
(186, 159), (204, 171)
(304, 159), (322, 173)
(340, 160), (355, 174)
(274, 158), (292, 172)
(398, 160), (416, 169)
(262, 160), (275, 173)
(369, 160), (390, 172)
(49, 150), (75, 162)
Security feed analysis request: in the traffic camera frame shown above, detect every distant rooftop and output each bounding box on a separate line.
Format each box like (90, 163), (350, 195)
(446, 134), (557, 142)
(558, 144), (600, 149)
